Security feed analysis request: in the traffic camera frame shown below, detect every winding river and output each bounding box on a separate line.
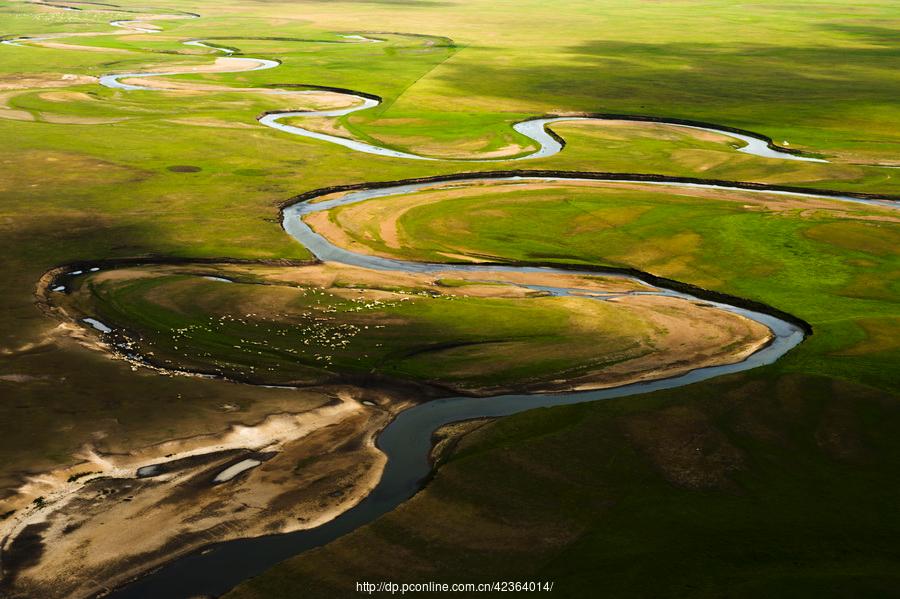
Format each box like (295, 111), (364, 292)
(4, 3), (896, 597)
(101, 172), (900, 598)
(92, 37), (821, 163)
(5, 2), (813, 163)
(6, 1), (825, 163)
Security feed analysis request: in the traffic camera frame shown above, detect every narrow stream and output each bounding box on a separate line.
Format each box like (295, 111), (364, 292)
(255, 102), (827, 163)
(4, 4), (825, 163)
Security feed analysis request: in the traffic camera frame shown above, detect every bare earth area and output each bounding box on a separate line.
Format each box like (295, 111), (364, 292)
(0, 383), (413, 599)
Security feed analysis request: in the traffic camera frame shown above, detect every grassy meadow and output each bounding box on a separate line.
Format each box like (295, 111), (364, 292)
(0, 0), (897, 595)
(61, 265), (690, 392)
(316, 181), (900, 391)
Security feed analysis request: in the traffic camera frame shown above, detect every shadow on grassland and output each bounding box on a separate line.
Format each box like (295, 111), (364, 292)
(225, 369), (900, 599)
(433, 37), (900, 127)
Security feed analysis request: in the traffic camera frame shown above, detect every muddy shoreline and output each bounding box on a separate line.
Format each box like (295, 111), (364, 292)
(1, 392), (404, 599)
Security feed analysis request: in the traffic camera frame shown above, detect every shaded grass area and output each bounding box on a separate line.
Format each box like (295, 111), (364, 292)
(228, 370), (900, 598)
(63, 268), (657, 390)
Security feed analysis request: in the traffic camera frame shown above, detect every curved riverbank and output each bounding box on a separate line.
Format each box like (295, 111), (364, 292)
(564, 113), (823, 158)
(255, 102), (829, 162)
(98, 171), (870, 598)
(24, 169), (900, 598)
(280, 169), (900, 208)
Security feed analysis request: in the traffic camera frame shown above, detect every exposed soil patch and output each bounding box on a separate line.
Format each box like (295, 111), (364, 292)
(0, 389), (411, 599)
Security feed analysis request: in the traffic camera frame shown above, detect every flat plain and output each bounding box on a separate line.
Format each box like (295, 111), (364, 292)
(0, 0), (897, 597)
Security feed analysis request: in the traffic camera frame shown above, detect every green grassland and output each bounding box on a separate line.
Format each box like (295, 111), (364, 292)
(0, 0), (898, 594)
(232, 185), (900, 598)
(320, 182), (900, 390)
(61, 267), (667, 391)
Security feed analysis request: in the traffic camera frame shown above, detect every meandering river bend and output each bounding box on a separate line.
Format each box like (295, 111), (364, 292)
(102, 173), (827, 598)
(4, 3), (898, 597)
(103, 171), (898, 597)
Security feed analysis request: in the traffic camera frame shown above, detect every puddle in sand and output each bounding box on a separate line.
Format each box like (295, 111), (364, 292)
(82, 318), (112, 333)
(136, 465), (163, 478)
(213, 459), (262, 483)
